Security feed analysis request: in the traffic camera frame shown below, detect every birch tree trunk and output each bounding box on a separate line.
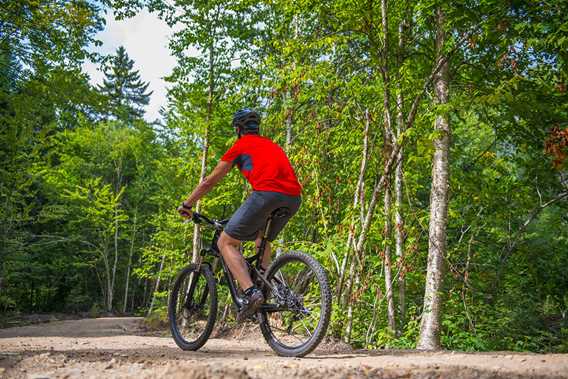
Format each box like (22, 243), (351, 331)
(383, 181), (396, 333)
(147, 253), (166, 317)
(110, 210), (118, 311)
(103, 246), (112, 312)
(395, 11), (408, 327)
(381, 0), (396, 334)
(338, 109), (370, 302)
(285, 16), (299, 152)
(192, 45), (215, 263)
(417, 7), (450, 351)
(123, 211), (137, 314)
(285, 106), (293, 152)
(342, 110), (371, 342)
(110, 166), (122, 313)
(344, 265), (361, 343)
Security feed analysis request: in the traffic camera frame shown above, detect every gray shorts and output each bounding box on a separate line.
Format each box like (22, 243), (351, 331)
(224, 191), (301, 241)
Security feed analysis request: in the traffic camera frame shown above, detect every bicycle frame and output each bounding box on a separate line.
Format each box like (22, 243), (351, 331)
(188, 212), (281, 313)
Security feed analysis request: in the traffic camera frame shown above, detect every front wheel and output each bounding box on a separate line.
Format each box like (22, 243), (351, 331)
(169, 264), (217, 350)
(259, 251), (332, 357)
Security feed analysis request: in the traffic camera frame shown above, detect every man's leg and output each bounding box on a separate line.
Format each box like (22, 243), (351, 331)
(255, 233), (272, 271)
(217, 231), (253, 290)
(218, 231), (264, 322)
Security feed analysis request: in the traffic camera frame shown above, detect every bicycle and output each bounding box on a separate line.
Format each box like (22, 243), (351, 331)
(168, 207), (332, 357)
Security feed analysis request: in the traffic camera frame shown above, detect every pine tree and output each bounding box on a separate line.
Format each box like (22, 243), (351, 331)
(98, 46), (152, 122)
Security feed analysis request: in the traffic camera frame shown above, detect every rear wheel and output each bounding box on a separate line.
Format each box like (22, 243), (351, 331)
(259, 251), (331, 357)
(169, 264), (217, 350)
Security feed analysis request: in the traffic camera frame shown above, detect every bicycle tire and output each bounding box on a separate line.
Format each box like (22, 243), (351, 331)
(259, 251), (332, 357)
(169, 264), (217, 351)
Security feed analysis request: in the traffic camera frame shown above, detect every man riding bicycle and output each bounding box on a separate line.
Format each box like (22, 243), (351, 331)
(177, 109), (302, 322)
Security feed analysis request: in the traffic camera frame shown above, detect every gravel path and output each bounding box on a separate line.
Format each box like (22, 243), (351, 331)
(0, 317), (566, 378)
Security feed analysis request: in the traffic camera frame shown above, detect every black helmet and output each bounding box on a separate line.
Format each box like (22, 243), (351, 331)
(232, 108), (260, 136)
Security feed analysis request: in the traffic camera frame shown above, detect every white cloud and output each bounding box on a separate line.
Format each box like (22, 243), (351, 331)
(83, 9), (177, 122)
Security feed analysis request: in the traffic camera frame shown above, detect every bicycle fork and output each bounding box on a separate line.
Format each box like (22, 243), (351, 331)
(183, 258), (209, 312)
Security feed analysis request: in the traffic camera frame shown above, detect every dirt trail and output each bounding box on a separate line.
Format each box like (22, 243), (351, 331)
(0, 317), (566, 379)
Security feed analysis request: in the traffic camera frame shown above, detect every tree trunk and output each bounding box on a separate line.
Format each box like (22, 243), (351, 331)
(285, 15), (299, 152)
(147, 254), (166, 317)
(338, 108), (370, 302)
(142, 278), (148, 308)
(344, 265), (361, 343)
(99, 242), (112, 312)
(383, 181), (396, 333)
(417, 7), (450, 351)
(395, 12), (408, 328)
(394, 138), (406, 326)
(380, 0), (396, 334)
(123, 211), (137, 314)
(192, 45), (215, 263)
(110, 209), (118, 312)
(110, 163), (123, 313)
(285, 106), (293, 151)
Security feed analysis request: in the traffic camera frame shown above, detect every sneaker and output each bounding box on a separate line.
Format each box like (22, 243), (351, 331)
(236, 288), (264, 323)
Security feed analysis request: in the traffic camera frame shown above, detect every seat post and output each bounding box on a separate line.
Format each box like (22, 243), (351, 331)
(256, 208), (289, 269)
(256, 216), (273, 269)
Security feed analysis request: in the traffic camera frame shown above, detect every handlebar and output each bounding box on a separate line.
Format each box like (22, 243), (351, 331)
(192, 212), (213, 225)
(186, 212), (228, 230)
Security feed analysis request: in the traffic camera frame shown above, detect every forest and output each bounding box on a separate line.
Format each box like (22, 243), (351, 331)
(1, 0), (567, 353)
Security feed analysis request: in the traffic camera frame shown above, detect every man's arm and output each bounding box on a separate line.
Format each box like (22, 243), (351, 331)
(183, 160), (233, 208)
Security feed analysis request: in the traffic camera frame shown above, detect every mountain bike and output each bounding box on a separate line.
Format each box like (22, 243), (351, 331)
(168, 208), (331, 357)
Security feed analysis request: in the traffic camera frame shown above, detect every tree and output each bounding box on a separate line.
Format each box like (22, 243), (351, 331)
(98, 46), (152, 122)
(417, 6), (450, 351)
(0, 0), (105, 311)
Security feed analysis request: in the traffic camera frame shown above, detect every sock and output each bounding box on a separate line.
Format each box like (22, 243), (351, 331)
(244, 286), (257, 297)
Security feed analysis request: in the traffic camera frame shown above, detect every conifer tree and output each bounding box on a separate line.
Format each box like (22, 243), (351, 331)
(98, 46), (152, 122)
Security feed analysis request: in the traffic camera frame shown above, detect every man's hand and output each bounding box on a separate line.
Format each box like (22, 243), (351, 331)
(177, 201), (193, 219)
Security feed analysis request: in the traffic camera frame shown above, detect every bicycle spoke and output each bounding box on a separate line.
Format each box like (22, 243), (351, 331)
(277, 271), (290, 289)
(267, 324), (306, 343)
(302, 299), (321, 309)
(300, 319), (313, 337)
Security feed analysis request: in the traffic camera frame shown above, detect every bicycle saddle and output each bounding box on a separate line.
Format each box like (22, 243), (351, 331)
(271, 207), (291, 218)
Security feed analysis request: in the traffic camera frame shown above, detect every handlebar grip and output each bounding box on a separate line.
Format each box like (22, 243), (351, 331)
(192, 212), (202, 223)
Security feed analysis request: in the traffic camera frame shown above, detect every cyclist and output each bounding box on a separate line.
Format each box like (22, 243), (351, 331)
(177, 109), (302, 322)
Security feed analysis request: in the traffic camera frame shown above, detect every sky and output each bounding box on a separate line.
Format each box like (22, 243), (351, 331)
(82, 10), (177, 122)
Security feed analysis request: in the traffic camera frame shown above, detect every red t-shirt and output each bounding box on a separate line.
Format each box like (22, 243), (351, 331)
(221, 135), (302, 196)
